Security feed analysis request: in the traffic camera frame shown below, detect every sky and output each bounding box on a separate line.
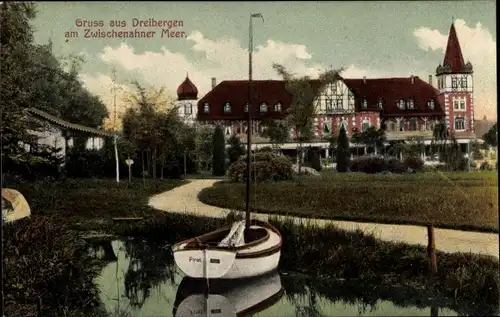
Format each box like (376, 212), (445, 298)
(32, 1), (497, 122)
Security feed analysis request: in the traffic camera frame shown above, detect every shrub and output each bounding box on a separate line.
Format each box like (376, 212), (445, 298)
(307, 148), (322, 171)
(336, 126), (350, 172)
(349, 156), (388, 174)
(386, 157), (407, 173)
(227, 134), (245, 164)
(227, 151), (293, 183)
(403, 156), (424, 172)
(212, 125), (226, 176)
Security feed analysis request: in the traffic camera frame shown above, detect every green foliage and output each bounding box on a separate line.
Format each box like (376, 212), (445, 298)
(336, 125), (350, 172)
(306, 147), (322, 171)
(227, 151), (293, 183)
(212, 125), (226, 176)
(483, 123), (497, 147)
(260, 119), (289, 146)
(403, 156), (424, 171)
(191, 125), (214, 172)
(3, 216), (101, 317)
(199, 172), (498, 232)
(226, 134), (245, 164)
(349, 155), (423, 174)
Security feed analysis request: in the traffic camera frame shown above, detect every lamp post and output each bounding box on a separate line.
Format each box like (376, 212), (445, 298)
(245, 13), (264, 231)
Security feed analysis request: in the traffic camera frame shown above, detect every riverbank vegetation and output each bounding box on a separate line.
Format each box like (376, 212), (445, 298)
(199, 171), (499, 232)
(4, 178), (499, 316)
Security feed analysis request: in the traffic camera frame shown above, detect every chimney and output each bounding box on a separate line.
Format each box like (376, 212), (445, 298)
(410, 75), (414, 84)
(211, 77), (216, 89)
(363, 76), (366, 84)
(428, 75), (432, 86)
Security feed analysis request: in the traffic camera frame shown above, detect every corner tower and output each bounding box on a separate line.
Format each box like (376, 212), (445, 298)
(435, 22), (474, 133)
(176, 74), (199, 125)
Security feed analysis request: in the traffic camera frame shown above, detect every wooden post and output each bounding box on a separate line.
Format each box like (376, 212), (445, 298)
(184, 150), (187, 176)
(113, 135), (119, 183)
(427, 225), (437, 276)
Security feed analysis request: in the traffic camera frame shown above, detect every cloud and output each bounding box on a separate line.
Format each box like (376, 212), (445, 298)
(413, 19), (497, 120)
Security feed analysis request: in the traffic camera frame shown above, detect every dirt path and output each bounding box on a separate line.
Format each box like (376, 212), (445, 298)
(148, 179), (499, 259)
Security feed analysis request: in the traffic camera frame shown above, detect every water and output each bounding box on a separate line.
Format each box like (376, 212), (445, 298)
(92, 238), (493, 317)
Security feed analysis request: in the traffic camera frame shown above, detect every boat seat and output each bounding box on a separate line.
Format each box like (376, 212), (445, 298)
(218, 220), (246, 247)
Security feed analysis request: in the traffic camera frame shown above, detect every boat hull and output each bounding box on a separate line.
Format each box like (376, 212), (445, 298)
(172, 220), (282, 279)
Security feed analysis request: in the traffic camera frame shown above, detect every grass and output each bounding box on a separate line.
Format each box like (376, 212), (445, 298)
(199, 171), (499, 232)
(3, 177), (187, 317)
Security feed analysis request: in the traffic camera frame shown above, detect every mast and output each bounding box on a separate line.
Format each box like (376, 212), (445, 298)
(245, 14), (253, 230)
(245, 13), (263, 230)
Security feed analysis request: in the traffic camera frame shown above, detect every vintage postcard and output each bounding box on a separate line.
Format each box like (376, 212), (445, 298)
(1, 1), (497, 317)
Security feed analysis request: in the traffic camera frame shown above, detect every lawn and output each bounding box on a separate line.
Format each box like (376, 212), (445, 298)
(198, 171), (499, 232)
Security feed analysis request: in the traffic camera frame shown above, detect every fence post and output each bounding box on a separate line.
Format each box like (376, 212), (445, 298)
(427, 225), (437, 276)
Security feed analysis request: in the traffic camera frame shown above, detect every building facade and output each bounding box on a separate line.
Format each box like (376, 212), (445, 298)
(175, 23), (475, 153)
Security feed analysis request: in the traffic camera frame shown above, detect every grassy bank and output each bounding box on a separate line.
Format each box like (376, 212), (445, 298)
(4, 177), (499, 315)
(3, 177), (187, 317)
(199, 171), (499, 232)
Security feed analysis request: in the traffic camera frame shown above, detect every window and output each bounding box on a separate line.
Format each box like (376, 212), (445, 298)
(203, 103), (209, 114)
(184, 103), (192, 115)
(336, 97), (343, 110)
(224, 102), (231, 113)
(408, 118), (418, 131)
(398, 99), (405, 110)
(453, 100), (460, 110)
(399, 120), (405, 131)
(451, 77), (458, 89)
(459, 100), (466, 110)
(323, 122), (331, 134)
(340, 120), (348, 131)
(260, 103), (267, 113)
(274, 103), (282, 112)
(361, 100), (368, 109)
(428, 99), (435, 110)
(244, 103), (249, 112)
(454, 117), (465, 131)
(406, 99), (414, 110)
(361, 119), (370, 132)
(326, 99), (333, 113)
(377, 99), (383, 109)
(225, 126), (231, 135)
(461, 77), (467, 89)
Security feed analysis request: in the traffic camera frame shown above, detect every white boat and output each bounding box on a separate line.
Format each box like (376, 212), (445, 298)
(172, 219), (282, 279)
(173, 270), (283, 317)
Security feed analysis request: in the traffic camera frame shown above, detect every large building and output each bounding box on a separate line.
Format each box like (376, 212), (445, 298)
(175, 23), (476, 156)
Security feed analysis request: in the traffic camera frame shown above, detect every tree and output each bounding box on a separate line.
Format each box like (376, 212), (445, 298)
(351, 129), (363, 157)
(192, 125), (214, 173)
(212, 125), (226, 176)
(336, 125), (350, 172)
(273, 63), (342, 174)
(483, 123), (497, 147)
(227, 134), (245, 165)
(260, 119), (289, 150)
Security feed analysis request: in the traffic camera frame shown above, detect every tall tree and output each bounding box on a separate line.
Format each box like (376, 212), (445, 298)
(192, 125), (214, 173)
(351, 129), (363, 157)
(227, 134), (245, 165)
(336, 125), (350, 172)
(212, 125), (226, 176)
(483, 123), (497, 147)
(260, 119), (289, 150)
(272, 63), (342, 174)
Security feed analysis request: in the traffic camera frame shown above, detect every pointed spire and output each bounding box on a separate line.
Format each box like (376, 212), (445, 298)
(442, 22), (467, 73)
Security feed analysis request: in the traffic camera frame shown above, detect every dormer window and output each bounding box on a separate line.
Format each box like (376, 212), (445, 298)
(274, 103), (282, 112)
(406, 99), (414, 110)
(224, 102), (231, 113)
(203, 103), (210, 114)
(428, 99), (435, 110)
(260, 103), (267, 113)
(361, 100), (368, 109)
(398, 99), (405, 110)
(377, 99), (383, 109)
(244, 103), (249, 112)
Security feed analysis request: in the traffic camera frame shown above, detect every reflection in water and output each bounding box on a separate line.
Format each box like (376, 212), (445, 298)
(173, 271), (283, 317)
(95, 239), (497, 317)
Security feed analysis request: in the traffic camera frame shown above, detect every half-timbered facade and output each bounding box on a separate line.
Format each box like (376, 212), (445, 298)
(174, 23), (475, 155)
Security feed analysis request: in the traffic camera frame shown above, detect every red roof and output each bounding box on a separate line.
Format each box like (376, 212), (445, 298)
(342, 77), (445, 117)
(177, 75), (198, 101)
(443, 24), (466, 72)
(197, 80), (293, 121)
(197, 77), (445, 121)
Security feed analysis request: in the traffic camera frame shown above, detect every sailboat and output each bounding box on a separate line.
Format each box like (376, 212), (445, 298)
(173, 270), (283, 317)
(172, 13), (282, 280)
